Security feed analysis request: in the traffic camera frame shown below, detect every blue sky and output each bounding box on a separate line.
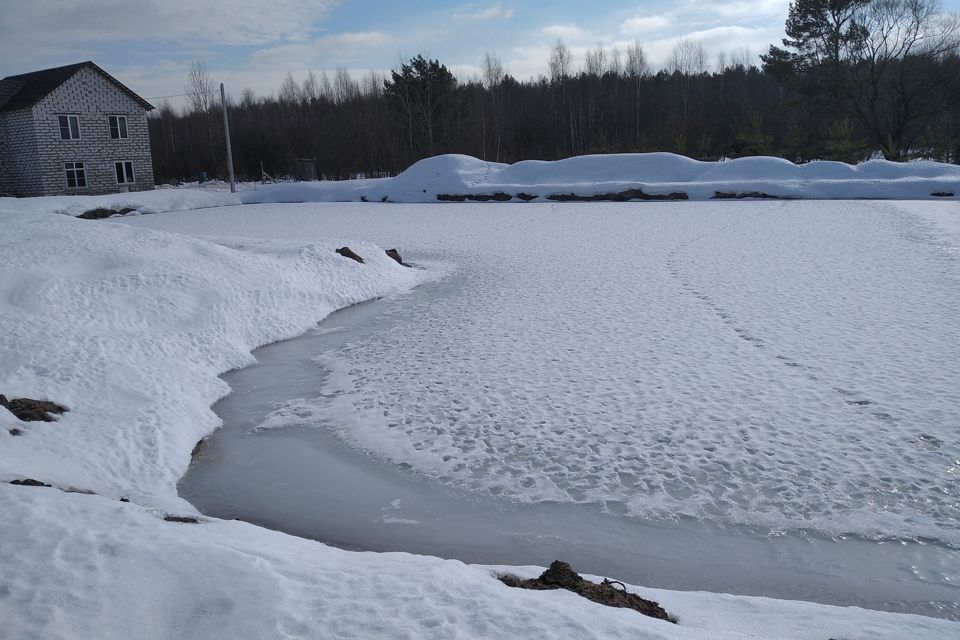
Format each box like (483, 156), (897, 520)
(1, 1), (958, 109)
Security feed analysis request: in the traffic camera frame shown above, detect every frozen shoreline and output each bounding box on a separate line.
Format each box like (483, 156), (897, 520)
(180, 282), (960, 619)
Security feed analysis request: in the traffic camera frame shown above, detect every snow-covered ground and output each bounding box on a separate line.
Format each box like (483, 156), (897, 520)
(2, 174), (960, 638)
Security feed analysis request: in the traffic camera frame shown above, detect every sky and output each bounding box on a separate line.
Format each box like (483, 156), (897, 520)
(1, 0), (959, 109)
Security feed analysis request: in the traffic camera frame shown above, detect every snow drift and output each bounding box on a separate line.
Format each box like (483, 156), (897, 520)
(246, 153), (960, 204)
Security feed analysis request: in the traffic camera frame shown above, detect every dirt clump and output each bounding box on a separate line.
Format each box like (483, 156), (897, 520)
(164, 515), (200, 523)
(712, 191), (785, 200)
(10, 479), (52, 488)
(546, 189), (688, 202)
(385, 248), (404, 265)
(77, 207), (136, 220)
(0, 394), (68, 422)
(336, 247), (365, 263)
(499, 560), (675, 622)
(190, 438), (207, 464)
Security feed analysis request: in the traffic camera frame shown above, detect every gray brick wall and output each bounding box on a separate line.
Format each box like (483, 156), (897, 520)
(0, 110), (40, 196)
(0, 66), (155, 197)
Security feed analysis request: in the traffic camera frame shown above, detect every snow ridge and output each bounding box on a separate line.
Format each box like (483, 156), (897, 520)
(246, 153), (960, 203)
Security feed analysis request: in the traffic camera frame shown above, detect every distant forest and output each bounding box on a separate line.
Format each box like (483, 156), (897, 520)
(148, 0), (960, 183)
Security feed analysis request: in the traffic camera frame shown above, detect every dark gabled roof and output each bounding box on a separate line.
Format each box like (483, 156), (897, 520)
(0, 61), (154, 113)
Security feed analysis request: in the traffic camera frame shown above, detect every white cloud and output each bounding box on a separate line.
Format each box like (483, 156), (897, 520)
(620, 14), (673, 35)
(453, 2), (514, 21)
(637, 24), (783, 70)
(540, 24), (588, 41)
(683, 0), (789, 20)
(0, 0), (340, 50)
(249, 32), (394, 70)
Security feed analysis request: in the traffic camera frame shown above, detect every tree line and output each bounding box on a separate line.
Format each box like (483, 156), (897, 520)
(148, 0), (960, 184)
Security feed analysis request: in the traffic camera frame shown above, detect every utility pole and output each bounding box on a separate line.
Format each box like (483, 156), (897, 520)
(220, 82), (236, 193)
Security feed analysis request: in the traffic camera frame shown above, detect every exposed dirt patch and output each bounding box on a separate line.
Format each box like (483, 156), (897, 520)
(385, 248), (404, 265)
(10, 479), (52, 488)
(437, 192), (535, 202)
(499, 560), (675, 622)
(0, 394), (68, 422)
(77, 206), (136, 220)
(469, 192), (513, 202)
(712, 191), (785, 200)
(164, 515), (200, 524)
(190, 438), (207, 464)
(546, 189), (688, 202)
(336, 247), (364, 263)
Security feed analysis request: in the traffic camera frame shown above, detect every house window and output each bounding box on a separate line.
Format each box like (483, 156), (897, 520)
(115, 161), (135, 184)
(109, 115), (128, 139)
(58, 115), (80, 140)
(64, 162), (87, 188)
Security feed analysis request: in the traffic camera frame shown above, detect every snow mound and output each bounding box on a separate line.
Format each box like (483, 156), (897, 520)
(0, 188), (241, 217)
(0, 208), (424, 504)
(246, 153), (960, 203)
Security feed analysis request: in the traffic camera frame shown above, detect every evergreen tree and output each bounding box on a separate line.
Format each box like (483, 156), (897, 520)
(383, 55), (457, 157)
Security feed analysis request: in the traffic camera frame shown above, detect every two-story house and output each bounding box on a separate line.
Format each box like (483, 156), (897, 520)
(0, 61), (155, 197)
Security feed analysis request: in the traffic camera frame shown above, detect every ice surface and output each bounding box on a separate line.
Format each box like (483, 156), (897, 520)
(177, 291), (960, 617)
(130, 201), (960, 548)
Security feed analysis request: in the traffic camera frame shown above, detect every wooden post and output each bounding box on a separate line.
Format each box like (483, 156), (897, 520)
(220, 83), (235, 193)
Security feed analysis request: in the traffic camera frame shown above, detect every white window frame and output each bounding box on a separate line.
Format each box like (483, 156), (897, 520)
(58, 114), (81, 140)
(114, 160), (135, 185)
(64, 162), (87, 188)
(108, 115), (128, 139)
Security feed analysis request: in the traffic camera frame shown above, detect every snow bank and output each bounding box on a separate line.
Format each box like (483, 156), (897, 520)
(246, 153), (960, 203)
(5, 153), (955, 219)
(3, 485), (955, 640)
(0, 188), (242, 218)
(0, 207), (424, 505)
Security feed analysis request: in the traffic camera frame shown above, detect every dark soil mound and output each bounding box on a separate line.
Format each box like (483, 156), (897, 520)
(190, 438), (207, 464)
(712, 191), (785, 200)
(164, 515), (200, 523)
(0, 394), (68, 422)
(385, 248), (403, 265)
(546, 189), (688, 202)
(336, 247), (364, 263)
(10, 478), (52, 487)
(499, 561), (674, 622)
(77, 207), (136, 220)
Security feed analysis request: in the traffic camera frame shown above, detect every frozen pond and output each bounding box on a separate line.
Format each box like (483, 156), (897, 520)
(125, 201), (960, 618)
